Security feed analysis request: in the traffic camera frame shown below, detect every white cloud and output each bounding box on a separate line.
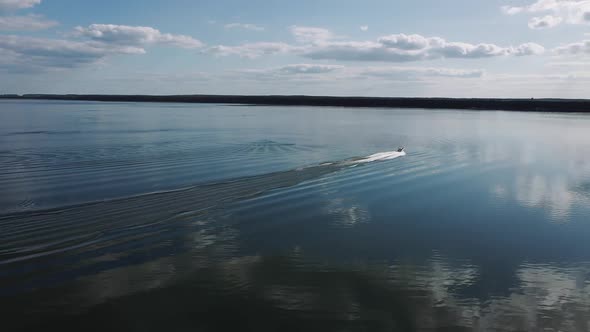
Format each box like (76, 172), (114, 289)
(233, 64), (345, 81)
(207, 42), (296, 58)
(0, 0), (40, 11)
(360, 25), (369, 31)
(290, 25), (334, 43)
(528, 15), (563, 28)
(501, 5), (525, 15)
(301, 33), (545, 62)
(554, 39), (590, 55)
(0, 24), (205, 71)
(0, 34), (146, 72)
(503, 0), (590, 28)
(357, 66), (484, 78)
(238, 64), (483, 81)
(545, 59), (589, 67)
(210, 64), (486, 97)
(512, 42), (547, 55)
(75, 24), (203, 49)
(277, 63), (344, 74)
(378, 33), (430, 50)
(488, 72), (590, 83)
(210, 30), (544, 62)
(0, 14), (57, 30)
(224, 23), (264, 31)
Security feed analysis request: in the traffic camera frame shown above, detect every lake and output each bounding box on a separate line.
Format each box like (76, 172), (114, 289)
(1, 100), (590, 331)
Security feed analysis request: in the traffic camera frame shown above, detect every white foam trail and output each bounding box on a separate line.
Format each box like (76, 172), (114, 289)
(296, 149), (405, 171)
(345, 150), (406, 165)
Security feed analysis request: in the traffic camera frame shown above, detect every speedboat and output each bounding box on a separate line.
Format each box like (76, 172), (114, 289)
(397, 147), (405, 152)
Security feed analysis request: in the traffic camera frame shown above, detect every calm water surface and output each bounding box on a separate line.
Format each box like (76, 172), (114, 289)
(1, 100), (590, 331)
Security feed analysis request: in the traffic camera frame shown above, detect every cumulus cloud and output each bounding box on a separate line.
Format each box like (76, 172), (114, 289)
(501, 5), (525, 15)
(75, 24), (203, 49)
(301, 33), (545, 62)
(224, 23), (264, 31)
(0, 24), (206, 71)
(503, 0), (590, 28)
(207, 42), (296, 58)
(512, 42), (547, 55)
(378, 33), (430, 50)
(290, 26), (334, 43)
(0, 0), (40, 11)
(528, 15), (563, 28)
(554, 39), (590, 55)
(360, 25), (369, 31)
(0, 14), (57, 30)
(210, 30), (544, 62)
(0, 34), (145, 71)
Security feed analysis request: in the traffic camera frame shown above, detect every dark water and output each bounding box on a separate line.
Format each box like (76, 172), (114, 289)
(2, 100), (590, 331)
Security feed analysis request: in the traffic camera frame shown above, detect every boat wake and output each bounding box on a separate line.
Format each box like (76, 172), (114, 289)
(344, 150), (406, 165)
(0, 149), (406, 275)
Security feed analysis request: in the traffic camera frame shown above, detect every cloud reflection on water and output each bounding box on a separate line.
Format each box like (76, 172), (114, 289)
(10, 246), (589, 331)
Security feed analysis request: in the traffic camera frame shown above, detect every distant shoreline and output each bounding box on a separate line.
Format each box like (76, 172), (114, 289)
(2, 94), (590, 112)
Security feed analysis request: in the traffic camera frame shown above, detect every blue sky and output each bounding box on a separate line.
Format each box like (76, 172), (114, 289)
(0, 0), (589, 97)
